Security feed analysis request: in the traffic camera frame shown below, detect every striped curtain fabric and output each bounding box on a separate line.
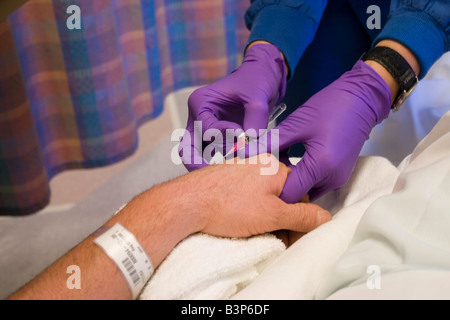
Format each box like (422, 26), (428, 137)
(0, 0), (249, 215)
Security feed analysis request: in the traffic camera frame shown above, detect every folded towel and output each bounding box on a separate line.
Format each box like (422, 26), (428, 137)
(139, 233), (285, 300)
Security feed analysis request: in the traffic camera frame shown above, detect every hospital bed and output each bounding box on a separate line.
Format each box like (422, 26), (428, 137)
(139, 52), (450, 300)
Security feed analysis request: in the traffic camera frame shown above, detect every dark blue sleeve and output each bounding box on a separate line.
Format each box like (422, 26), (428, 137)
(374, 0), (450, 78)
(244, 0), (328, 78)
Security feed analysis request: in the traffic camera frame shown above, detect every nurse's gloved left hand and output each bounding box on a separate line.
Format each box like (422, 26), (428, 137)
(242, 60), (392, 203)
(179, 43), (286, 171)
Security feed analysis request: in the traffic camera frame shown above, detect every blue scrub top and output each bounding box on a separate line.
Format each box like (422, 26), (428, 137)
(244, 0), (450, 156)
(246, 0), (450, 81)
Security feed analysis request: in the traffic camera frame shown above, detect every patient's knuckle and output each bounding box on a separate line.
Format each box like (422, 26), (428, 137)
(266, 199), (285, 226)
(293, 204), (317, 230)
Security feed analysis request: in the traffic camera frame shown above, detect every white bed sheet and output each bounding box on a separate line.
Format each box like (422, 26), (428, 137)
(318, 111), (450, 300)
(233, 110), (450, 300)
(232, 51), (450, 299)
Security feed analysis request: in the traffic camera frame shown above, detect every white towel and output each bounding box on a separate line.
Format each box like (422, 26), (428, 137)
(139, 233), (285, 300)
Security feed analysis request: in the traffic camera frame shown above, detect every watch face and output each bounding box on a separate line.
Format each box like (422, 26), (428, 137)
(392, 80), (418, 112)
(393, 91), (408, 112)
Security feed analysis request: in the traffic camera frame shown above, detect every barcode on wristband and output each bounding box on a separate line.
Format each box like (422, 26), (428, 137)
(122, 257), (140, 286)
(94, 223), (154, 299)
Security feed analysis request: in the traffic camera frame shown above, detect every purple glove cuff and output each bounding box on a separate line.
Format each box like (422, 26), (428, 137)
(245, 43), (288, 104)
(350, 60), (392, 123)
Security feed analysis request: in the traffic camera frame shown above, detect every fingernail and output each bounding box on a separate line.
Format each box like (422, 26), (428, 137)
(317, 210), (331, 225)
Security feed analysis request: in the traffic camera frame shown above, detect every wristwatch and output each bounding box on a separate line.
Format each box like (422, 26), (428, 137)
(360, 46), (418, 112)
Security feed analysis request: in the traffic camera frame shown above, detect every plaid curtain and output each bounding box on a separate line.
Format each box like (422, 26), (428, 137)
(0, 0), (249, 216)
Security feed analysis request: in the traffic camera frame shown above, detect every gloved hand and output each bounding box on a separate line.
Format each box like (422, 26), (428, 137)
(179, 43), (287, 171)
(241, 60), (392, 203)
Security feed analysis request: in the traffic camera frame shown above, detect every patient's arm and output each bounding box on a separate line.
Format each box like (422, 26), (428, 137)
(8, 154), (330, 300)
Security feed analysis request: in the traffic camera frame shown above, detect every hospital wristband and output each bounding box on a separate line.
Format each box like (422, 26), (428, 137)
(93, 223), (154, 299)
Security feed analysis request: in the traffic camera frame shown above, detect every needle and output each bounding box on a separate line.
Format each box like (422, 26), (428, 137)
(222, 103), (287, 160)
(223, 132), (249, 159)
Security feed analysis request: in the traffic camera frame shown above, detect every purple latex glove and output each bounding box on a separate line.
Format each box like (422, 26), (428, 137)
(242, 60), (392, 202)
(179, 43), (286, 171)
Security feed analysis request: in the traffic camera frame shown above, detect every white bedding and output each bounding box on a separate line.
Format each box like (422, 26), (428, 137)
(234, 111), (450, 300)
(233, 53), (450, 300)
(140, 53), (450, 300)
(231, 156), (401, 299)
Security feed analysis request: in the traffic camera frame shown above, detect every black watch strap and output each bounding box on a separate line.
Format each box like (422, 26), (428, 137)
(361, 46), (418, 111)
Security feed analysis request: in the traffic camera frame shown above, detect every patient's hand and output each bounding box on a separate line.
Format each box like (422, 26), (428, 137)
(174, 153), (331, 239)
(7, 153), (330, 300)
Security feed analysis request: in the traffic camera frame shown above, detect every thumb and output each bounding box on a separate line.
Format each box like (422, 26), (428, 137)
(279, 152), (318, 203)
(277, 201), (331, 233)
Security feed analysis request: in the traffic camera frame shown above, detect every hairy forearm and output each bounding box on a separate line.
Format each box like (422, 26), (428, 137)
(8, 178), (202, 300)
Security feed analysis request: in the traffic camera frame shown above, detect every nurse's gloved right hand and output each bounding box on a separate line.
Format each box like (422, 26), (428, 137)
(241, 60), (392, 203)
(179, 43), (287, 172)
